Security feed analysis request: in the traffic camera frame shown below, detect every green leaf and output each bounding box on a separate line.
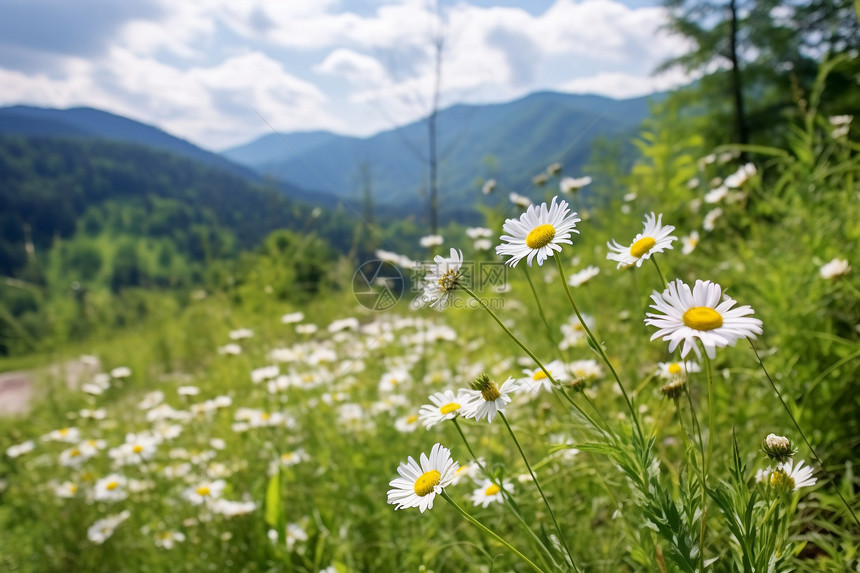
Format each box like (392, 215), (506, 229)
(264, 468), (284, 530)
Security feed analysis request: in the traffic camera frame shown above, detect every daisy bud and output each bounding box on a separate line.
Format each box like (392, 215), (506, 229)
(761, 433), (796, 463)
(565, 378), (586, 392)
(661, 378), (687, 399)
(470, 374), (501, 401)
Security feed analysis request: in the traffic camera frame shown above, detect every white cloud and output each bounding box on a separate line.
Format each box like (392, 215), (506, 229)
(559, 68), (693, 99)
(0, 0), (693, 147)
(315, 49), (389, 86)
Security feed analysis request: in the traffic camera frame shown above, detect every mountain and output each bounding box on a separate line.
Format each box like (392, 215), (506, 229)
(221, 131), (342, 167)
(223, 91), (655, 211)
(0, 105), (258, 180)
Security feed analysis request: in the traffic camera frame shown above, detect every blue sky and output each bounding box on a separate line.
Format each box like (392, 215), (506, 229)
(0, 0), (689, 150)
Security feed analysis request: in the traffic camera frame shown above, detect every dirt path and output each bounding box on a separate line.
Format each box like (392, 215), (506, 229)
(0, 358), (100, 416)
(0, 371), (34, 415)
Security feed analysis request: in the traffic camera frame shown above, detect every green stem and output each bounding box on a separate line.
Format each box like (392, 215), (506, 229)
(440, 491), (548, 573)
(749, 339), (860, 528)
(523, 266), (560, 353)
(451, 418), (560, 570)
(699, 351), (716, 570)
(684, 382), (708, 572)
(458, 282), (602, 434)
(650, 255), (669, 290)
(553, 255), (642, 438)
(499, 412), (580, 573)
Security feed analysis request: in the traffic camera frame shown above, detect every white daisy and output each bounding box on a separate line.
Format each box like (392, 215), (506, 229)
(183, 479), (226, 505)
(482, 179), (497, 195)
(394, 414), (421, 433)
(703, 208), (723, 232)
(517, 360), (566, 395)
(758, 459), (817, 493)
(418, 390), (466, 429)
(568, 359), (604, 382)
(94, 474), (128, 502)
(681, 231), (700, 255)
(154, 530), (186, 549)
(87, 510), (131, 544)
(451, 458), (486, 485)
(645, 279), (763, 359)
(606, 212), (677, 269)
(387, 443), (459, 513)
(228, 328), (254, 340)
(559, 176), (591, 193)
(6, 440), (35, 458)
(421, 248), (464, 310)
(471, 478), (511, 508)
(724, 163), (756, 188)
(285, 522), (309, 550)
(460, 375), (519, 423)
(466, 227), (493, 239)
(656, 361), (701, 380)
(281, 312), (305, 324)
(509, 192), (533, 208)
(496, 196), (580, 267)
(819, 258), (851, 280)
(568, 265), (600, 287)
(420, 234), (444, 248)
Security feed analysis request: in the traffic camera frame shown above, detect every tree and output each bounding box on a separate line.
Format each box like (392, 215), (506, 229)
(659, 0), (860, 148)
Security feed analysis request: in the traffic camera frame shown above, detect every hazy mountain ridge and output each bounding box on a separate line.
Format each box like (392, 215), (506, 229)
(223, 91), (654, 207)
(0, 105), (259, 181)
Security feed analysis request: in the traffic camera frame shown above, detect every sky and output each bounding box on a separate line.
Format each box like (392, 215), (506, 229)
(0, 0), (692, 151)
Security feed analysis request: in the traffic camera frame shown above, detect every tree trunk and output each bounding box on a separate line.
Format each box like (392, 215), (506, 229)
(728, 0), (749, 150)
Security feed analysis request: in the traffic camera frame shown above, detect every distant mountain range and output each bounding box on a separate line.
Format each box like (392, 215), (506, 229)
(0, 105), (339, 206)
(0, 91), (654, 216)
(223, 91), (654, 210)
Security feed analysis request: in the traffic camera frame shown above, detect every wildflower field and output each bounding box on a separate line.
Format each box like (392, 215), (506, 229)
(2, 73), (860, 573)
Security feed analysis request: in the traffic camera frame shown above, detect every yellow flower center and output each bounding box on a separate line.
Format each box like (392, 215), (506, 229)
(525, 224), (556, 249)
(106, 481), (119, 491)
(533, 370), (548, 381)
(480, 382), (501, 402)
(59, 428), (69, 436)
(682, 307), (724, 331)
(485, 484), (501, 496)
(70, 449), (81, 457)
(413, 470), (441, 497)
(668, 363), (682, 375)
(437, 269), (460, 292)
(133, 445), (144, 453)
(439, 402), (461, 415)
(196, 486), (211, 496)
(261, 413), (271, 421)
(406, 415), (418, 424)
(69, 484), (78, 494)
(630, 236), (656, 258)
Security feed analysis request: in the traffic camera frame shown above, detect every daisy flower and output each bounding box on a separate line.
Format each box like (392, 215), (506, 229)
(87, 510), (131, 544)
(418, 390), (465, 429)
(559, 176), (591, 193)
(517, 360), (566, 395)
(387, 443), (459, 513)
(568, 265), (600, 287)
(154, 530), (186, 549)
(460, 375), (519, 423)
(645, 279), (763, 359)
(94, 474), (128, 502)
(421, 248), (463, 310)
(655, 361), (701, 380)
(606, 212), (677, 269)
(471, 478), (511, 508)
(703, 208), (723, 231)
(568, 359), (603, 382)
(482, 179), (497, 195)
(183, 479), (226, 505)
(819, 258), (850, 280)
(758, 459), (817, 493)
(420, 234), (444, 248)
(394, 414), (421, 433)
(509, 192), (532, 208)
(496, 196), (580, 267)
(681, 231), (700, 255)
